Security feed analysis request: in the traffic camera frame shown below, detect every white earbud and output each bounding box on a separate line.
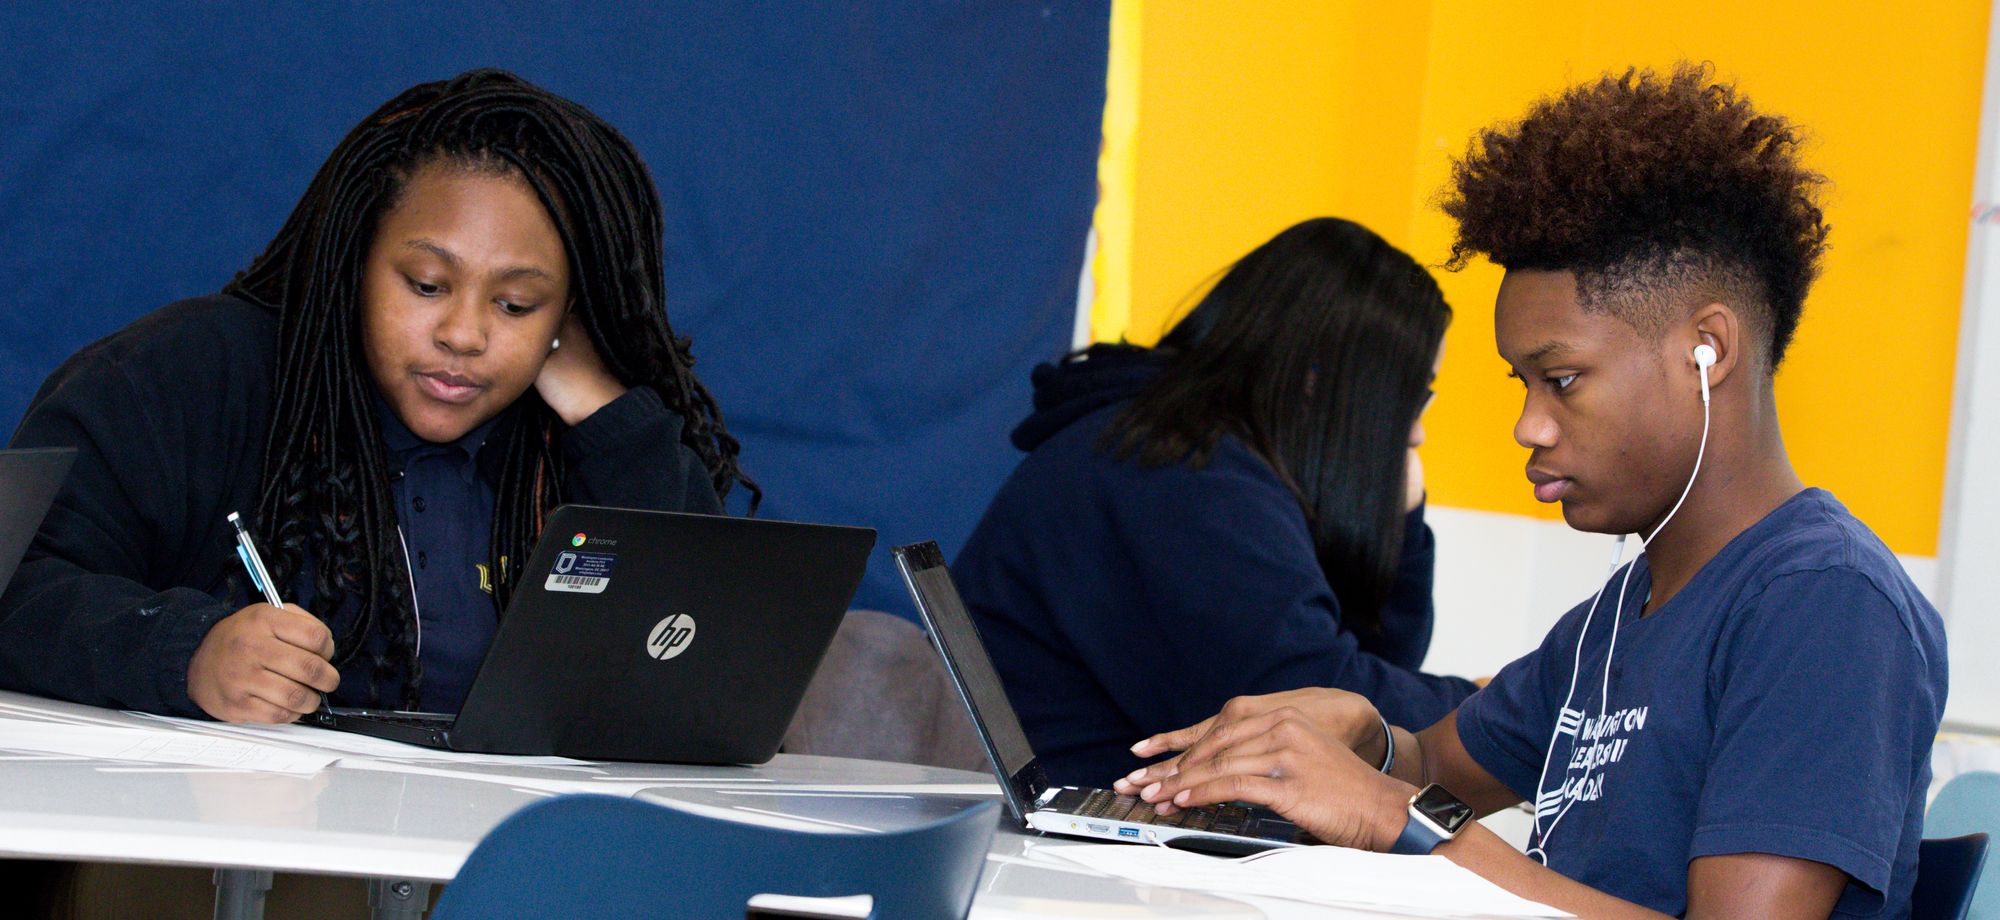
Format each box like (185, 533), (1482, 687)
(1692, 344), (1715, 405)
(551, 337), (561, 351)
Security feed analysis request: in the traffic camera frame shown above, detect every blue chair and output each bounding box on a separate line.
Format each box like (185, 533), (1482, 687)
(1915, 834), (1990, 920)
(1925, 770), (2000, 920)
(431, 794), (999, 920)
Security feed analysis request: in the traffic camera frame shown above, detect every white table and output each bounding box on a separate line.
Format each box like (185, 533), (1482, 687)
(0, 691), (1351, 919)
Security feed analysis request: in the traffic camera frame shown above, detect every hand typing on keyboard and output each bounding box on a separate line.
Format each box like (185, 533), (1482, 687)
(1118, 688), (1389, 787)
(1109, 688), (1415, 852)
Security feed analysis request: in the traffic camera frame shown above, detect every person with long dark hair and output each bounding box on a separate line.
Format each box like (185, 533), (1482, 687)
(0, 69), (753, 721)
(952, 217), (1478, 786)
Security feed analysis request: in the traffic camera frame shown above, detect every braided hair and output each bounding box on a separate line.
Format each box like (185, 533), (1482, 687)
(225, 69), (757, 706)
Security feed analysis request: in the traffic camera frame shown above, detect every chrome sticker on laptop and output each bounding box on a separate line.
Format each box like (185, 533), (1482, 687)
(545, 550), (617, 594)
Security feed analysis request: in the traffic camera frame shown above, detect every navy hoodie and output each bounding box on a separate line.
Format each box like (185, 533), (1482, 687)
(953, 348), (1478, 786)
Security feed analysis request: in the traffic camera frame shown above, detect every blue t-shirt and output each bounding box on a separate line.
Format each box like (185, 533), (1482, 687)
(1456, 489), (1946, 918)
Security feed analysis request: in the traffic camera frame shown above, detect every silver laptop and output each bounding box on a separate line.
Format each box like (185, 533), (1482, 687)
(893, 541), (1311, 855)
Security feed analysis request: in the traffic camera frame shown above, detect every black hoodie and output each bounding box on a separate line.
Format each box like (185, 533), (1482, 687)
(952, 348), (1478, 786)
(0, 294), (720, 717)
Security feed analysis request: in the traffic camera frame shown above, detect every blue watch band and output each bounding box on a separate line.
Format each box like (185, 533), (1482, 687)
(1390, 807), (1448, 855)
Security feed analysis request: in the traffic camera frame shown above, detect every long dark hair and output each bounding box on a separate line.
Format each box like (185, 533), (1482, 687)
(225, 69), (757, 706)
(1103, 217), (1449, 632)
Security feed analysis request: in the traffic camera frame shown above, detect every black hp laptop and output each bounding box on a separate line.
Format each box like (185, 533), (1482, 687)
(0, 448), (76, 593)
(312, 505), (875, 764)
(893, 541), (1312, 855)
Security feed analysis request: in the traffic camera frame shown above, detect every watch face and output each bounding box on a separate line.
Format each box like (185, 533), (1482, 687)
(1412, 784), (1475, 834)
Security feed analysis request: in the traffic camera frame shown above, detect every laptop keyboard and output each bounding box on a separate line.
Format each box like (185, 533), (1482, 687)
(1050, 788), (1253, 835)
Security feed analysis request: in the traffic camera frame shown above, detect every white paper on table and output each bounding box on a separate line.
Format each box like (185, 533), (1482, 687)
(0, 700), (125, 724)
(126, 712), (594, 767)
(0, 717), (332, 776)
(1040, 844), (1571, 919)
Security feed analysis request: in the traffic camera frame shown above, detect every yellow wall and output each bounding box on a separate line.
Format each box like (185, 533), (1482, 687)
(1111, 0), (1988, 556)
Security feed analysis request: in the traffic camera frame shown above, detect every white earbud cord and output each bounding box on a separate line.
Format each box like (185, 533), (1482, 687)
(1524, 534), (1627, 866)
(1529, 355), (1711, 864)
(395, 524), (423, 659)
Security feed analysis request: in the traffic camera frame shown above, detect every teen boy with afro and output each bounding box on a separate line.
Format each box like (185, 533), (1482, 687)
(1115, 63), (1947, 920)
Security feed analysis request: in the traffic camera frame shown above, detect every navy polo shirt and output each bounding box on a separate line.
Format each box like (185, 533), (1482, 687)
(293, 387), (719, 712)
(375, 399), (502, 714)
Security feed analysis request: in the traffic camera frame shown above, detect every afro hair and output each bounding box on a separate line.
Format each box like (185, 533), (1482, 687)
(1442, 62), (1830, 369)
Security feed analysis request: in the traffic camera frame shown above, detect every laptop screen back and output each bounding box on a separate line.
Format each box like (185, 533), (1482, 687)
(893, 543), (1038, 790)
(449, 504), (876, 763)
(0, 449), (75, 594)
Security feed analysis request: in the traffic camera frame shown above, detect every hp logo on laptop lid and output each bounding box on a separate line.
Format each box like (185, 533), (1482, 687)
(646, 614), (697, 660)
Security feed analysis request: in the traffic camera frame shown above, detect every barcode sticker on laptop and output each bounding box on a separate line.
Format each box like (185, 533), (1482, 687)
(545, 550), (617, 594)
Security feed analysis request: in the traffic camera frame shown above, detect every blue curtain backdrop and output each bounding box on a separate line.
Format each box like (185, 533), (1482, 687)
(0, 2), (1106, 617)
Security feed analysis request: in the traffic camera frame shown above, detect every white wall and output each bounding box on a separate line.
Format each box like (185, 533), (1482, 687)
(1421, 506), (1939, 681)
(1937, 1), (2000, 734)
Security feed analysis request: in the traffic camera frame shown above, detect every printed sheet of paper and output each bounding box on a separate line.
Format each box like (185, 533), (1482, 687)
(0, 718), (333, 776)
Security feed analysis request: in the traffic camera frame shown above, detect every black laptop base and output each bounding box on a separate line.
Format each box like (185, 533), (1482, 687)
(310, 708), (455, 749)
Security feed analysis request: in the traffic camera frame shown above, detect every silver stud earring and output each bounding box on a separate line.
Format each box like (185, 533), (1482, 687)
(551, 337), (561, 351)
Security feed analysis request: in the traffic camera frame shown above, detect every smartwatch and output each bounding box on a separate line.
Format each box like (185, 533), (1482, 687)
(1389, 783), (1475, 855)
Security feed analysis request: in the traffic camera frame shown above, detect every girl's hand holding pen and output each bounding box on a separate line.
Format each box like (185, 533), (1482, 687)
(205, 512), (338, 723)
(187, 602), (339, 723)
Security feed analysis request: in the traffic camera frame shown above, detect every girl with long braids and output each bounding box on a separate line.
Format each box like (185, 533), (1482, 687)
(1, 69), (754, 721)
